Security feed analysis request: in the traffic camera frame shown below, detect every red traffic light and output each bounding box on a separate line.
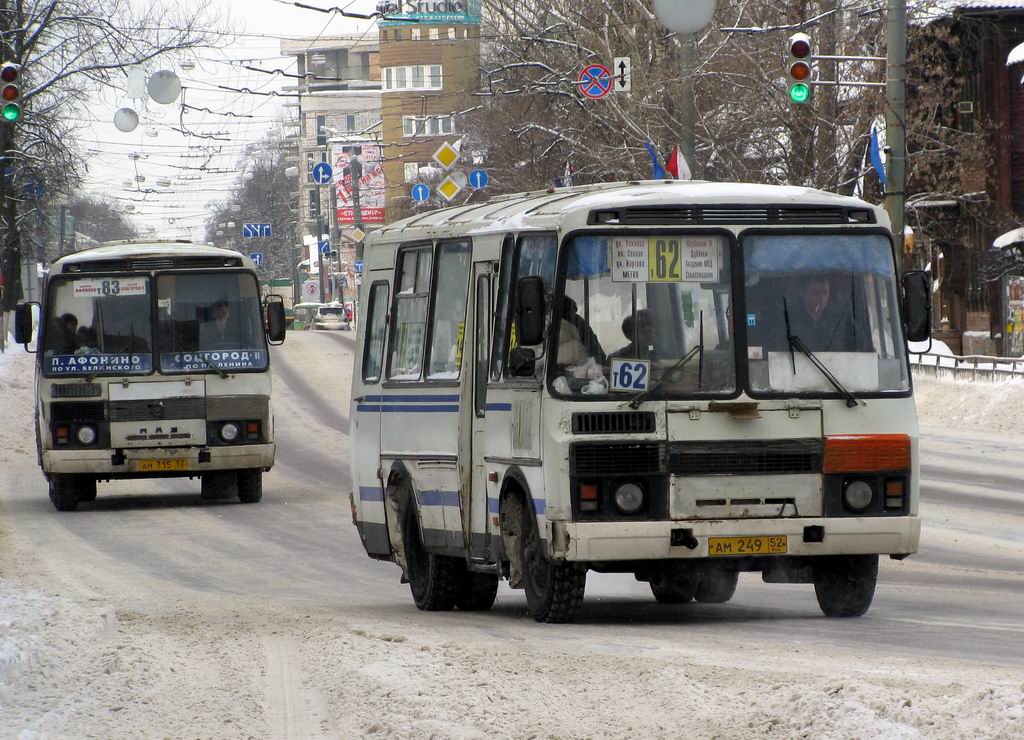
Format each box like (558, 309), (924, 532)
(790, 38), (811, 59)
(789, 61), (811, 81)
(2, 84), (17, 101)
(0, 63), (18, 84)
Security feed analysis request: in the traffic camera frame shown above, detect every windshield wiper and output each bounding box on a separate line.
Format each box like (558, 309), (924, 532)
(627, 311), (703, 409)
(783, 299), (859, 408)
(179, 341), (229, 379)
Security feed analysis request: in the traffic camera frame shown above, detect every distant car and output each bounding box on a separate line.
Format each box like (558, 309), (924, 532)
(314, 304), (351, 331)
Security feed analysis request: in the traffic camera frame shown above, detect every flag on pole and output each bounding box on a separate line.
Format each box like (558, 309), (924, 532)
(869, 124), (888, 188)
(664, 145), (692, 180)
(643, 142), (667, 179)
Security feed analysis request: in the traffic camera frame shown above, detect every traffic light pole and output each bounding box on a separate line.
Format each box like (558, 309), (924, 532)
(317, 211), (326, 304)
(884, 0), (907, 267)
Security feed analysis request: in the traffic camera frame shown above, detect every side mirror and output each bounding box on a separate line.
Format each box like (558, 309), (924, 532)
(14, 303), (37, 349)
(902, 270), (931, 343)
(515, 276), (546, 347)
(508, 346), (536, 377)
(265, 299), (287, 344)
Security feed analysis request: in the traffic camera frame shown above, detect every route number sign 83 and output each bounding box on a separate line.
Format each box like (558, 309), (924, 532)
(610, 358), (650, 392)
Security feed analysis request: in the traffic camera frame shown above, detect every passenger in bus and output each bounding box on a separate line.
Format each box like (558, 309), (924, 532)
(50, 313), (78, 354)
(609, 309), (657, 360)
(561, 296), (606, 364)
(73, 325), (99, 354)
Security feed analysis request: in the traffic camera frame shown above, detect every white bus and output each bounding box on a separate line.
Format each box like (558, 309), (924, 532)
(13, 241), (287, 511)
(349, 181), (931, 623)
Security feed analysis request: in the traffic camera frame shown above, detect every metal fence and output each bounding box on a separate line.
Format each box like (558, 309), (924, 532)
(910, 352), (1024, 382)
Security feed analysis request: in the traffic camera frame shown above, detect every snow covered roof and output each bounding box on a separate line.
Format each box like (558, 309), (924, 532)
(54, 241), (246, 267)
(993, 226), (1024, 248)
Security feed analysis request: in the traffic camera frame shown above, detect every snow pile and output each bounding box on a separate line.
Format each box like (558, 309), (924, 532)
(914, 374), (1024, 433)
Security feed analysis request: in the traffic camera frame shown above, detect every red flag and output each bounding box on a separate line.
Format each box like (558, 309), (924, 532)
(665, 145), (692, 180)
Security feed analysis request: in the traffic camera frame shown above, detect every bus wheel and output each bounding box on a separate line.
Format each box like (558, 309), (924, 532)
(201, 472), (238, 500)
(813, 555), (878, 618)
(77, 478), (98, 503)
(695, 565), (739, 604)
(48, 475), (80, 512)
(518, 503), (586, 623)
(650, 564), (699, 604)
(237, 469), (263, 504)
(456, 572), (499, 611)
(402, 504), (461, 611)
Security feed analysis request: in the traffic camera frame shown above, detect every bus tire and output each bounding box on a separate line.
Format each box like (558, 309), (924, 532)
(77, 478), (98, 503)
(518, 503), (586, 623)
(695, 564), (739, 604)
(456, 572), (499, 611)
(237, 469), (263, 503)
(813, 555), (878, 618)
(650, 564), (699, 604)
(201, 471), (238, 500)
(403, 504), (460, 611)
(48, 475), (80, 512)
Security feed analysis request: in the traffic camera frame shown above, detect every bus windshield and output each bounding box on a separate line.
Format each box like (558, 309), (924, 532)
(42, 275), (153, 376)
(555, 234), (735, 397)
(156, 272), (268, 373)
(743, 233), (909, 395)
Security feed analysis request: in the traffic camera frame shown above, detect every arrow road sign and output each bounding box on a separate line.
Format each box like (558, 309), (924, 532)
(613, 56), (632, 92)
(468, 169), (489, 189)
(248, 251), (264, 268)
(242, 223), (272, 238)
(354, 259), (363, 273)
(319, 239), (331, 255)
(411, 183), (430, 202)
(310, 161), (333, 185)
(578, 63), (613, 99)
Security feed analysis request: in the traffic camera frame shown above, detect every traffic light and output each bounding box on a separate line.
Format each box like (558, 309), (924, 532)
(786, 33), (812, 105)
(1, 62), (21, 122)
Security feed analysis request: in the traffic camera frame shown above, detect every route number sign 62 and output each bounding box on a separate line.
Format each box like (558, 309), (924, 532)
(610, 358), (650, 392)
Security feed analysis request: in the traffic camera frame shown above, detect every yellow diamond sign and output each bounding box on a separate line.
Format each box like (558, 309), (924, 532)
(432, 141), (460, 169)
(351, 227), (366, 242)
(437, 176), (462, 201)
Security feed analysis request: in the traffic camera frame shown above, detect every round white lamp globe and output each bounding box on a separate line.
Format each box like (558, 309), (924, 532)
(113, 107), (139, 132)
(147, 70), (182, 105)
(653, 0), (716, 34)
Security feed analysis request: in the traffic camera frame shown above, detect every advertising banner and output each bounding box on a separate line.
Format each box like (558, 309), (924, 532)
(377, 0), (481, 25)
(333, 140), (386, 225)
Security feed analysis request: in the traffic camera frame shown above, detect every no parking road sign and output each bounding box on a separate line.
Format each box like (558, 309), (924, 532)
(578, 63), (613, 100)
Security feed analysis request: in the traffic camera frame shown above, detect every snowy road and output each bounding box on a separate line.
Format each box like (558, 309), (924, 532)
(1, 334), (1023, 738)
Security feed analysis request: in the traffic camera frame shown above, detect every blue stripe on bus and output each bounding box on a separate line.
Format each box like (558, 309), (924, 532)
(416, 489), (462, 507)
(362, 394), (461, 403)
(487, 497), (546, 515)
(356, 405), (459, 413)
(359, 486), (384, 502)
(485, 403), (512, 411)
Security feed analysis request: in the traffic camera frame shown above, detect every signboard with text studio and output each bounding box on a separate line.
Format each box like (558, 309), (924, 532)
(376, 0), (481, 25)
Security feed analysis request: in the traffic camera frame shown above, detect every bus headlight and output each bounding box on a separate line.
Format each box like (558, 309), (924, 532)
(613, 482), (644, 514)
(843, 480), (874, 513)
(76, 425), (97, 446)
(219, 422), (240, 443)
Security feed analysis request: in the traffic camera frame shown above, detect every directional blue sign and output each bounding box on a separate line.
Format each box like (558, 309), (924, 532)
(468, 169), (489, 189)
(242, 223), (272, 238)
(411, 183), (430, 202)
(248, 251), (264, 268)
(311, 161), (333, 185)
(319, 239), (331, 255)
(354, 259), (363, 273)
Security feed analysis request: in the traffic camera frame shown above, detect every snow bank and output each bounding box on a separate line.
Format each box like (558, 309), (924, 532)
(915, 374), (1024, 434)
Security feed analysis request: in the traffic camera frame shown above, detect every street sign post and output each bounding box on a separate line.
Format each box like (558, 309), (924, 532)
(242, 223), (272, 238)
(248, 251), (264, 268)
(468, 169), (489, 189)
(613, 57), (632, 93)
(411, 183), (430, 202)
(302, 280), (319, 299)
(310, 161), (333, 185)
(578, 64), (613, 99)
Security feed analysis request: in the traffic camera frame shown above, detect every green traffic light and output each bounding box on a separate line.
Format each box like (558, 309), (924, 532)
(789, 83), (810, 104)
(2, 102), (20, 121)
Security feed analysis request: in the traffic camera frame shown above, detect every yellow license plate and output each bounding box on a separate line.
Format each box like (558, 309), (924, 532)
(708, 535), (788, 557)
(136, 459), (189, 472)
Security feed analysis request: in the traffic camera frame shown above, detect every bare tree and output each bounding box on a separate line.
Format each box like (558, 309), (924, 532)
(0, 0), (223, 310)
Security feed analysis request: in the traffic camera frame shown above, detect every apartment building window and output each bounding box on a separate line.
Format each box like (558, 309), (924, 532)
(404, 162), (419, 182)
(429, 28), (439, 40)
(396, 66), (407, 88)
(315, 115), (327, 146)
(448, 28), (456, 40)
(346, 114), (356, 131)
(411, 28), (421, 40)
(463, 28), (469, 39)
(412, 66), (424, 88)
(383, 65), (444, 92)
(401, 115), (454, 138)
(429, 65), (442, 88)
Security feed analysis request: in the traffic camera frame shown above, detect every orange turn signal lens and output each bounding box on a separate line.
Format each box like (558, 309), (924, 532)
(885, 479), (905, 497)
(823, 435), (911, 474)
(246, 421), (259, 434)
(580, 483), (599, 501)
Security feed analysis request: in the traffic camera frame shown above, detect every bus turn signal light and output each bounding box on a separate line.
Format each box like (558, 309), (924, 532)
(823, 435), (911, 474)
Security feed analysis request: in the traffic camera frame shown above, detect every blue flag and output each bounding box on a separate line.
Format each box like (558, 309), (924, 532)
(644, 142), (667, 179)
(869, 125), (888, 187)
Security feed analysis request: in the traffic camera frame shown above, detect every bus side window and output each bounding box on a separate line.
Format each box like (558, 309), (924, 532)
(388, 246), (432, 381)
(506, 233), (557, 379)
(363, 282), (390, 383)
(426, 241), (471, 380)
(490, 234), (516, 381)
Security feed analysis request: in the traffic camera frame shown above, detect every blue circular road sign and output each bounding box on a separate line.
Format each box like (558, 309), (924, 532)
(311, 161), (333, 185)
(468, 169), (489, 189)
(411, 183), (430, 202)
(578, 64), (612, 100)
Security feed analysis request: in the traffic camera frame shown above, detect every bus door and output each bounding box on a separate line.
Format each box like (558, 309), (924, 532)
(468, 261), (495, 561)
(351, 276), (391, 557)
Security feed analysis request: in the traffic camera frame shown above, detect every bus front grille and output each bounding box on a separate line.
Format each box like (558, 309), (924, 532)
(571, 442), (663, 476)
(668, 439), (822, 476)
(571, 411), (656, 435)
(109, 397), (207, 422)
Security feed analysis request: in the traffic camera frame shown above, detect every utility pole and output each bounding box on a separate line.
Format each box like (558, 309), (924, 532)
(885, 0), (907, 266)
(316, 208), (326, 304)
(289, 223), (299, 306)
(347, 152), (364, 311)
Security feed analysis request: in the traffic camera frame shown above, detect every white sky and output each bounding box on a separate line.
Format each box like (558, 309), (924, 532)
(77, 0), (372, 242)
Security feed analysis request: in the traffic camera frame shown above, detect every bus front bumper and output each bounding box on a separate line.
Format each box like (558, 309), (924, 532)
(559, 515), (921, 561)
(40, 444), (275, 477)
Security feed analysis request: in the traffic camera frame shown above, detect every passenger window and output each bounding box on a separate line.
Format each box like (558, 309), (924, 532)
(362, 282), (390, 383)
(388, 246), (432, 380)
(427, 241), (471, 380)
(505, 233), (557, 380)
(490, 235), (516, 380)
(474, 273), (491, 416)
